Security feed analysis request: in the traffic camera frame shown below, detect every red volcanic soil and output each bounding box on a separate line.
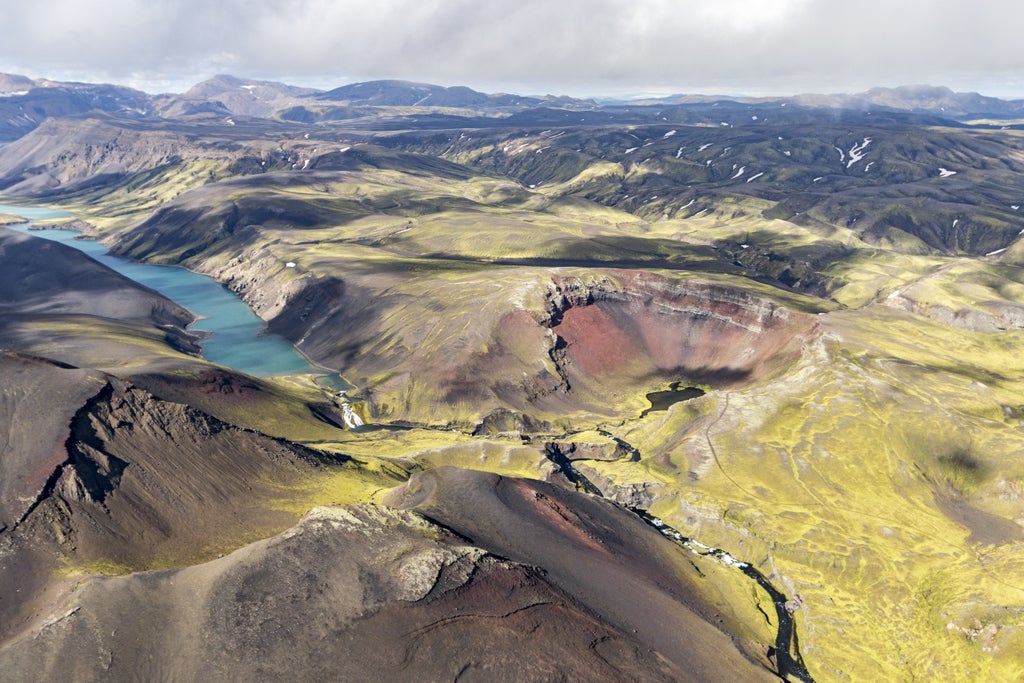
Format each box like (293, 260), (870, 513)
(557, 304), (641, 376)
(546, 272), (817, 391)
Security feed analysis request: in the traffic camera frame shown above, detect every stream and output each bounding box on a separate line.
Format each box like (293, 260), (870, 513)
(545, 447), (815, 682)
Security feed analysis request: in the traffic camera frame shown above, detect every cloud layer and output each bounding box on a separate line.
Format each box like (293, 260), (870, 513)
(2, 0), (1022, 96)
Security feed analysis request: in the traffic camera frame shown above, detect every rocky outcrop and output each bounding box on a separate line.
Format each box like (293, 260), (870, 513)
(0, 374), (349, 642)
(0, 352), (106, 532)
(19, 378), (340, 560)
(884, 291), (1024, 332)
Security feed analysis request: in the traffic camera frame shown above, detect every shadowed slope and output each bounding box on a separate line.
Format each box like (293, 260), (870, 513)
(0, 227), (193, 329)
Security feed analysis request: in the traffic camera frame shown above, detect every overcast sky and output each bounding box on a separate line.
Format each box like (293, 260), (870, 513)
(1, 0), (1022, 98)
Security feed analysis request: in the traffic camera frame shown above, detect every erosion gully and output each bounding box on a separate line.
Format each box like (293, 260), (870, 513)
(542, 444), (815, 683)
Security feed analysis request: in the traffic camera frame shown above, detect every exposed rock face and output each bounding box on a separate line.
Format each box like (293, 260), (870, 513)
(532, 272), (818, 401)
(884, 291), (1024, 332)
(0, 374), (346, 642)
(20, 378), (338, 559)
(1, 503), (690, 682)
(262, 270), (817, 426)
(169, 259), (817, 426)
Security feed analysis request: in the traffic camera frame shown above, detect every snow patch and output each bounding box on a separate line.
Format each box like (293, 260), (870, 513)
(624, 147), (639, 154)
(846, 137), (871, 168)
(730, 166), (747, 180)
(746, 172), (764, 183)
(698, 143), (712, 152)
(341, 402), (364, 429)
(285, 262), (296, 268)
(987, 248), (1007, 256)
(663, 129), (677, 138)
(938, 167), (957, 177)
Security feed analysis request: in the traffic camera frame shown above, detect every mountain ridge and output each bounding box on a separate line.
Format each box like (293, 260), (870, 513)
(2, 71), (1022, 125)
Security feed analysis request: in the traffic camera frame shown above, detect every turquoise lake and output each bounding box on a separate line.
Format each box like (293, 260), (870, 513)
(2, 204), (334, 379)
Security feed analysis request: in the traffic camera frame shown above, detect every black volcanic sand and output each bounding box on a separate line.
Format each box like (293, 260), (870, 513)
(0, 227), (193, 328)
(0, 504), (687, 682)
(386, 467), (778, 681)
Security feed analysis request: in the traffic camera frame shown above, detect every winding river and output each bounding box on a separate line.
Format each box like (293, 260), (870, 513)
(2, 204), (338, 381)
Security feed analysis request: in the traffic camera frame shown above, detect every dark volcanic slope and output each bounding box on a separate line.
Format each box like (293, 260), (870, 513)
(0, 227), (192, 326)
(0, 504), (686, 682)
(386, 467), (777, 681)
(0, 374), (348, 642)
(0, 352), (106, 532)
(0, 227), (204, 534)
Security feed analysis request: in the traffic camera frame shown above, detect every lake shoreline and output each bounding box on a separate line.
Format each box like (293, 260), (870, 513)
(2, 203), (348, 384)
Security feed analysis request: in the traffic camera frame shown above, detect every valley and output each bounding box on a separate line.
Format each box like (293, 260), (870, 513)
(3, 75), (1024, 681)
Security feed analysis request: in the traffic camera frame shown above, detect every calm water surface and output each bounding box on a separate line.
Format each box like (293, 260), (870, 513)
(2, 204), (333, 378)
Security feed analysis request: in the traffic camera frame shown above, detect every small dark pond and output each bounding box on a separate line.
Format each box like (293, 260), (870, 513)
(641, 382), (705, 417)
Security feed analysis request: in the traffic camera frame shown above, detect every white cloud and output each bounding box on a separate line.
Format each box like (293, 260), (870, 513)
(0, 0), (1022, 97)
(694, 0), (812, 33)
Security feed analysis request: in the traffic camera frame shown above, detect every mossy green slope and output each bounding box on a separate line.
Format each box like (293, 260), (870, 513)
(8, 106), (1024, 680)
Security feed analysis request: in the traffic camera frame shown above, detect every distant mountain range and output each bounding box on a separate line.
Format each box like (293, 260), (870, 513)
(1, 73), (1023, 143)
(625, 84), (1024, 119)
